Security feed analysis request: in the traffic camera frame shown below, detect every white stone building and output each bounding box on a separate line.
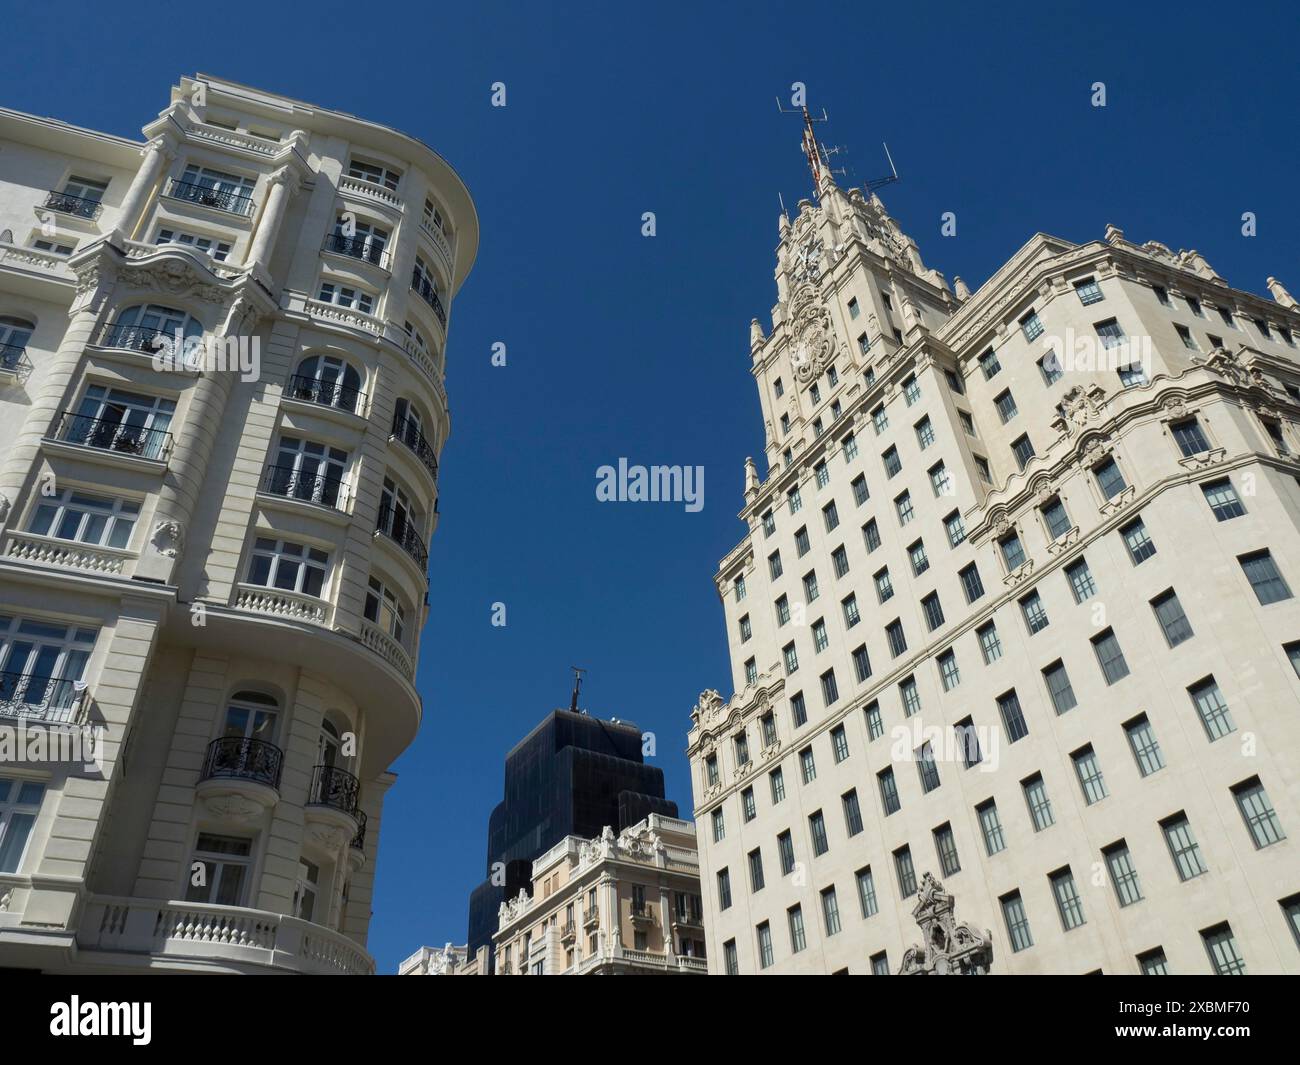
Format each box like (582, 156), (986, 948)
(0, 74), (476, 973)
(689, 143), (1300, 975)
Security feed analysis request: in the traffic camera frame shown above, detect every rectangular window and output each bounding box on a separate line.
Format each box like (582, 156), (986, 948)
(26, 489), (140, 550)
(1001, 890), (1033, 952)
(803, 570), (820, 603)
(1050, 868), (1087, 931)
(723, 940), (738, 975)
(1011, 434), (1035, 471)
(1121, 516), (1156, 563)
(1240, 550), (1293, 604)
(910, 539), (930, 575)
(1190, 677), (1235, 740)
(812, 618), (828, 652)
(831, 725), (849, 763)
(822, 501), (839, 532)
(1072, 745), (1108, 805)
(1020, 591), (1049, 634)
(1000, 532), (1026, 571)
(820, 669), (839, 706)
(882, 446), (902, 478)
(863, 519), (881, 552)
(821, 887), (842, 936)
(995, 389), (1018, 423)
(770, 767), (786, 804)
(842, 789), (863, 836)
(1074, 277), (1104, 305)
(1091, 628), (1130, 684)
(738, 614), (752, 642)
(842, 593), (860, 627)
(977, 621), (1002, 664)
(874, 567), (894, 603)
(872, 404), (889, 434)
(938, 649), (961, 691)
(1139, 948), (1169, 975)
(895, 491), (914, 525)
(945, 510), (966, 547)
(1233, 777), (1285, 848)
(778, 831), (796, 875)
(185, 834), (252, 906)
(977, 799), (1006, 855)
(853, 644), (872, 684)
(1124, 714), (1165, 777)
(783, 642), (799, 675)
(795, 526), (810, 556)
(903, 374), (921, 405)
(832, 546), (850, 578)
(915, 416), (935, 450)
(960, 563), (985, 603)
(1201, 923), (1246, 975)
(955, 717), (981, 767)
(978, 347), (1002, 379)
(900, 676), (922, 716)
(1202, 478), (1245, 521)
(756, 922), (774, 969)
(886, 619), (907, 657)
(814, 460), (830, 489)
(1161, 813), (1207, 881)
(851, 474), (869, 505)
(1041, 498), (1071, 540)
(864, 700), (883, 740)
(921, 592), (945, 631)
(877, 767), (900, 816)
(1065, 558), (1097, 602)
(1023, 774), (1054, 831)
(842, 431), (857, 461)
(934, 823), (961, 876)
(800, 746), (816, 784)
(776, 595), (790, 626)
(762, 510), (775, 536)
(1094, 457), (1127, 500)
(857, 867), (878, 917)
(1172, 418), (1210, 455)
(894, 845), (917, 898)
(768, 550), (783, 579)
(742, 787), (757, 822)
(1104, 841), (1143, 907)
(788, 487), (802, 514)
(748, 848), (765, 891)
(917, 743), (941, 793)
(790, 691), (806, 727)
(809, 811), (829, 857)
(1151, 589), (1194, 647)
(1038, 353), (1064, 385)
(998, 689), (1029, 742)
(0, 777), (47, 873)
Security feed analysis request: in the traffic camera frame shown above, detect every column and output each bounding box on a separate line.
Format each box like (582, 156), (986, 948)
(116, 136), (176, 242)
(246, 167), (293, 273)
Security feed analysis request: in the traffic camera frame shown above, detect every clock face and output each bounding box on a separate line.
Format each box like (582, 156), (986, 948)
(793, 238), (824, 282)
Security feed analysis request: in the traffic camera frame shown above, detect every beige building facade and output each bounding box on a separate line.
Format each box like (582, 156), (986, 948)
(0, 75), (476, 973)
(689, 160), (1300, 975)
(494, 814), (706, 975)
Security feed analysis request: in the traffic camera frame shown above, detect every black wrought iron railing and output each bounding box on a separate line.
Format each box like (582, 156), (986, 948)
(390, 414), (439, 482)
(56, 411), (172, 461)
(167, 179), (254, 217)
(323, 232), (388, 268)
(43, 190), (103, 219)
(350, 809), (368, 851)
(1, 342), (27, 371)
(410, 273), (447, 326)
(200, 736), (284, 789)
(98, 322), (183, 353)
(284, 373), (364, 414)
(0, 672), (83, 723)
(261, 464), (346, 510)
(375, 500), (429, 570)
(309, 764), (360, 815)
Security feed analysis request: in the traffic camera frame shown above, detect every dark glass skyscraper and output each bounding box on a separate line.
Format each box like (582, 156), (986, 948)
(465, 709), (678, 965)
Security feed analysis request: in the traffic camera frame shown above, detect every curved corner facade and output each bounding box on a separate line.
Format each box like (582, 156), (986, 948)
(0, 74), (477, 973)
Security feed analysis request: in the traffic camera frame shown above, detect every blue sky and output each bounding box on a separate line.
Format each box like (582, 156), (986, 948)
(7, 0), (1297, 972)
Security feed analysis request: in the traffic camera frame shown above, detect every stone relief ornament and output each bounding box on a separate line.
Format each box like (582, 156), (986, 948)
(786, 292), (835, 383)
(691, 689), (724, 726)
(898, 873), (993, 975)
(201, 794), (263, 824)
(151, 520), (183, 558)
(1052, 384), (1108, 436)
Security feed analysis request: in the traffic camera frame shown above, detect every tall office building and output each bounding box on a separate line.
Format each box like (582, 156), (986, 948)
(0, 75), (476, 972)
(466, 708), (679, 966)
(689, 122), (1300, 975)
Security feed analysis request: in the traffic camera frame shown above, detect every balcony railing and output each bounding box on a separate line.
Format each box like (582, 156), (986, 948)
(323, 232), (388, 268)
(390, 414), (439, 482)
(376, 501), (429, 570)
(43, 190), (103, 219)
(284, 373), (365, 415)
(200, 737), (284, 790)
(1, 342), (28, 372)
(55, 411), (172, 461)
(410, 273), (447, 327)
(0, 672), (84, 723)
(309, 764), (360, 815)
(167, 179), (254, 217)
(350, 810), (368, 851)
(98, 322), (184, 353)
(261, 464), (347, 511)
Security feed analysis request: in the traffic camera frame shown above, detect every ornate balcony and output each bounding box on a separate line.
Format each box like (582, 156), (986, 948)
(166, 178), (254, 217)
(284, 373), (365, 415)
(350, 809), (368, 851)
(1, 342), (27, 373)
(200, 737), (284, 790)
(309, 764), (360, 815)
(42, 190), (102, 220)
(97, 321), (186, 354)
(375, 501), (429, 570)
(0, 671), (85, 724)
(390, 413), (439, 483)
(54, 411), (172, 462)
(410, 272), (447, 326)
(322, 232), (388, 269)
(260, 464), (347, 511)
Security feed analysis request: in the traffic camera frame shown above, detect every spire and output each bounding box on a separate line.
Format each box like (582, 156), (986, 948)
(750, 317), (766, 349)
(799, 106), (833, 199)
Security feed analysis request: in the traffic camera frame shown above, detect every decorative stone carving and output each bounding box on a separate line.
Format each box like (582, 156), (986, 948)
(119, 258), (228, 304)
(953, 276), (971, 300)
(690, 689), (724, 726)
(786, 290), (835, 382)
(0, 494), (10, 524)
(1052, 384), (1108, 436)
(1266, 276), (1297, 309)
(307, 823), (350, 853)
(151, 521), (183, 558)
(201, 794), (263, 824)
(898, 873), (993, 975)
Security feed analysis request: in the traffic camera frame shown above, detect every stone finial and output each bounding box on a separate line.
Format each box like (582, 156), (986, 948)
(1267, 276), (1298, 309)
(953, 276), (972, 301)
(744, 456), (759, 500)
(779, 213), (790, 236)
(1104, 224), (1125, 244)
(750, 317), (765, 348)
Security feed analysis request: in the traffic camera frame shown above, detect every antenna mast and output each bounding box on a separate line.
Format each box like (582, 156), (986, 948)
(568, 666), (587, 713)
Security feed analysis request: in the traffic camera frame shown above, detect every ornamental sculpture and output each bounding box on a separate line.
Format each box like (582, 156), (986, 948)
(897, 873), (993, 975)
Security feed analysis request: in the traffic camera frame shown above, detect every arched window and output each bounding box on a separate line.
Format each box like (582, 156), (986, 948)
(0, 316), (35, 369)
(108, 304), (203, 352)
(291, 354), (363, 413)
(221, 690), (279, 742)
